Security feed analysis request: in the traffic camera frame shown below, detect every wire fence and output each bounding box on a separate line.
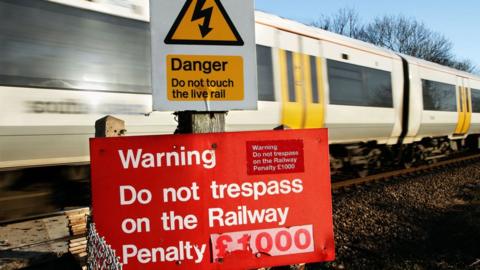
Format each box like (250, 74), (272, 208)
(87, 222), (122, 270)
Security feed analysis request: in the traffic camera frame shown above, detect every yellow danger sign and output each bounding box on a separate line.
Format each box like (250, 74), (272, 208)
(166, 55), (244, 101)
(164, 0), (244, 46)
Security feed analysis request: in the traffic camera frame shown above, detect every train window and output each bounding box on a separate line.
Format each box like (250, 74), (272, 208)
(471, 89), (480, 113)
(327, 59), (393, 108)
(286, 51), (296, 102)
(422, 80), (456, 112)
(0, 0), (150, 94)
(256, 45), (275, 101)
(365, 68), (393, 107)
(309, 56), (320, 104)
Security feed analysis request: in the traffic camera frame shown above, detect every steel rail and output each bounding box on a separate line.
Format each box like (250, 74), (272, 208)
(332, 153), (480, 190)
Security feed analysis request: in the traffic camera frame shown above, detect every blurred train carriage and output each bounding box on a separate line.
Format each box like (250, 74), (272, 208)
(1, 0), (480, 179)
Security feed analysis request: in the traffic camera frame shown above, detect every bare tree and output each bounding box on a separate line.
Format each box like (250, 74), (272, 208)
(311, 9), (477, 73)
(450, 59), (477, 73)
(359, 16), (453, 64)
(311, 8), (361, 38)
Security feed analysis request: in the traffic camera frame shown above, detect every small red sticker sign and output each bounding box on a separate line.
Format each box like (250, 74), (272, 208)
(246, 140), (305, 175)
(89, 129), (334, 270)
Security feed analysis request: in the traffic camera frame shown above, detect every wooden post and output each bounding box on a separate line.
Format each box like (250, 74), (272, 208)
(95, 115), (126, 138)
(92, 116), (126, 224)
(174, 111), (226, 134)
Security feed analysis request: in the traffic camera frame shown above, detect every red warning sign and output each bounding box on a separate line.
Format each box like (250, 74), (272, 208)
(89, 129), (334, 269)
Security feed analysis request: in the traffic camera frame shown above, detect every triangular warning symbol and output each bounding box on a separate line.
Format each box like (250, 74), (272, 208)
(165, 0), (244, 46)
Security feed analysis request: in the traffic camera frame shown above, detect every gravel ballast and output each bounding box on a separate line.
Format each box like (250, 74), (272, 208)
(323, 161), (480, 270)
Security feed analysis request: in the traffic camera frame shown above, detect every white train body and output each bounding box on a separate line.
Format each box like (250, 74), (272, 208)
(253, 12), (405, 145)
(403, 55), (480, 142)
(1, 0), (480, 170)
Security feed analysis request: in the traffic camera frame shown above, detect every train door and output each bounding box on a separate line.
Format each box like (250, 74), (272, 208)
(465, 83), (472, 134)
(278, 31), (304, 129)
(302, 37), (325, 128)
(454, 77), (472, 135)
(277, 32), (325, 129)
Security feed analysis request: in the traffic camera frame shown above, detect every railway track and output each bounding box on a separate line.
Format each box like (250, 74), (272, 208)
(332, 152), (480, 190)
(0, 165), (91, 222)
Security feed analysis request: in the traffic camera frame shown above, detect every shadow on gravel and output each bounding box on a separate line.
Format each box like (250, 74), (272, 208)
(22, 253), (82, 270)
(330, 181), (480, 270)
(356, 205), (480, 270)
(384, 204), (480, 270)
(0, 251), (81, 270)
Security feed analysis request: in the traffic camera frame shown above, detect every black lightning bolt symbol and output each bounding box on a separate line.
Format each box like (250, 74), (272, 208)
(191, 0), (213, 38)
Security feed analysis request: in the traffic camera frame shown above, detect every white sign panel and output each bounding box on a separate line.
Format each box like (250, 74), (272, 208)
(150, 0), (257, 111)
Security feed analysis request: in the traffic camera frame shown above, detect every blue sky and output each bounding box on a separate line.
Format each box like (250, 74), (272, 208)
(255, 0), (479, 69)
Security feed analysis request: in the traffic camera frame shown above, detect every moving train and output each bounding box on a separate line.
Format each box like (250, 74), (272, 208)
(1, 0), (480, 177)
